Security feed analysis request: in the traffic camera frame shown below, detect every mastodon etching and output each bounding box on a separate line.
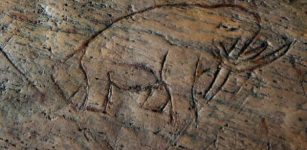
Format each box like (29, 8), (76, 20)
(60, 3), (294, 125)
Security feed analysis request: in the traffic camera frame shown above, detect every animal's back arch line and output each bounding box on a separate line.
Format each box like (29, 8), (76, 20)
(63, 2), (261, 62)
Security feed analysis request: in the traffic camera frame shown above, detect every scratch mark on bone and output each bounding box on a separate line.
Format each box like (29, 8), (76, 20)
(0, 40), (43, 97)
(191, 56), (200, 127)
(51, 74), (68, 103)
(203, 65), (221, 100)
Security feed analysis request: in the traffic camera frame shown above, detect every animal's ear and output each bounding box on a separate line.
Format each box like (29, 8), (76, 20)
(213, 6), (260, 36)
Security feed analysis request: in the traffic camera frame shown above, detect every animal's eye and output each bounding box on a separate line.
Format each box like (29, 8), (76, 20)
(218, 23), (239, 32)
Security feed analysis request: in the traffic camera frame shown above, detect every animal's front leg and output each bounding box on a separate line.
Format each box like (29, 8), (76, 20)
(161, 50), (202, 125)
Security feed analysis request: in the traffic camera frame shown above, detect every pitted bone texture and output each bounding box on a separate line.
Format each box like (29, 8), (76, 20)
(0, 0), (306, 149)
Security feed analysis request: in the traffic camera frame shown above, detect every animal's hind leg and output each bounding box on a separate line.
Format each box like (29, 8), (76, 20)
(140, 83), (175, 124)
(102, 72), (113, 113)
(82, 61), (113, 113)
(162, 83), (175, 124)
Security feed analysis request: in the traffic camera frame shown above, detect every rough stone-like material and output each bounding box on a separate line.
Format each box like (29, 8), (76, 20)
(0, 0), (306, 149)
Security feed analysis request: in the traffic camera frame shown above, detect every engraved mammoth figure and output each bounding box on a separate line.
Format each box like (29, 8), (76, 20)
(61, 3), (293, 125)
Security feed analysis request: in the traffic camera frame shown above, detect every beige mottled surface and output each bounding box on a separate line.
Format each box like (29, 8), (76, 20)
(0, 0), (306, 149)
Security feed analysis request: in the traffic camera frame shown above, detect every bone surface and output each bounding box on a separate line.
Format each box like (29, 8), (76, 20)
(0, 0), (306, 149)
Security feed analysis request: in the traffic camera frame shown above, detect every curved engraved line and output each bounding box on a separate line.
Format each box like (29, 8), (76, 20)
(237, 26), (261, 58)
(103, 72), (113, 113)
(140, 88), (153, 108)
(240, 41), (268, 61)
(228, 25), (261, 60)
(203, 65), (222, 99)
(222, 41), (294, 72)
(191, 56), (201, 127)
(63, 3), (260, 62)
(205, 39), (294, 110)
